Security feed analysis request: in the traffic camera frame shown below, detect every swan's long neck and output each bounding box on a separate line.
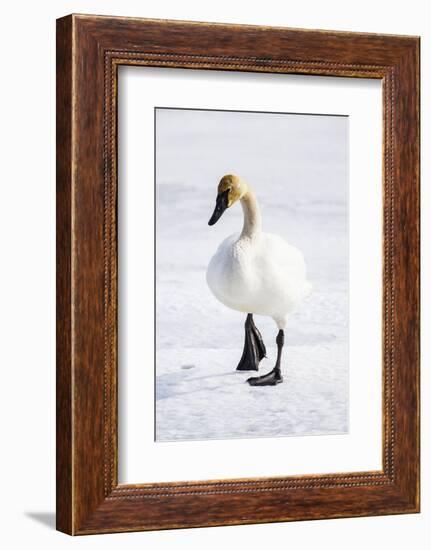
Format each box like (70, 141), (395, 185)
(240, 188), (262, 239)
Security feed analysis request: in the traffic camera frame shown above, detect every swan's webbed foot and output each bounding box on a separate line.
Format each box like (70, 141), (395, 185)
(247, 368), (283, 386)
(247, 330), (285, 386)
(236, 314), (266, 371)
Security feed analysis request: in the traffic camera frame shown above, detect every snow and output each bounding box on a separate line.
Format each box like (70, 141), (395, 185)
(155, 108), (349, 442)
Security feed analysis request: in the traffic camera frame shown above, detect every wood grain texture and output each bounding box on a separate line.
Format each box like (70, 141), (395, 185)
(56, 15), (73, 535)
(56, 14), (420, 535)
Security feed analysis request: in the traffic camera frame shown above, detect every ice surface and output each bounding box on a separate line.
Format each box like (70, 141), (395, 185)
(155, 109), (349, 442)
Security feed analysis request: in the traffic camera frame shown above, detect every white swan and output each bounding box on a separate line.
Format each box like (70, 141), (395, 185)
(206, 174), (311, 386)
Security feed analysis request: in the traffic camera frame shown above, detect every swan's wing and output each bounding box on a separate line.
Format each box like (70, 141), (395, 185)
(259, 233), (311, 299)
(260, 233), (307, 272)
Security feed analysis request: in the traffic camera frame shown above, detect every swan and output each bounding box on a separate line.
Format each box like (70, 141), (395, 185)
(206, 174), (312, 386)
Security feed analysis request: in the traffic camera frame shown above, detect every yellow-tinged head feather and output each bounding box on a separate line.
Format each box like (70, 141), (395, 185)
(217, 174), (248, 207)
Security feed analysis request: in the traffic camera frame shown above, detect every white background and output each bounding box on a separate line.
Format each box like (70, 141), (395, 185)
(119, 69), (382, 482)
(0, 1), (428, 549)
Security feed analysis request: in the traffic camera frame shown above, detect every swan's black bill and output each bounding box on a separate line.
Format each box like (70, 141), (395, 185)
(208, 189), (229, 226)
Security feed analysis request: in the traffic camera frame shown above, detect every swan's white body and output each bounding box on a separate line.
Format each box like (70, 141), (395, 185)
(206, 179), (311, 330)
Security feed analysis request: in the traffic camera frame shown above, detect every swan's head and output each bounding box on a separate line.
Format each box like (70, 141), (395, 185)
(208, 174), (247, 226)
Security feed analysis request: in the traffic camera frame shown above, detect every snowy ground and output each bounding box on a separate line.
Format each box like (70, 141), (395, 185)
(155, 109), (349, 442)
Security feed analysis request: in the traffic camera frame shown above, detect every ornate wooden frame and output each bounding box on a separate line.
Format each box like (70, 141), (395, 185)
(56, 14), (420, 535)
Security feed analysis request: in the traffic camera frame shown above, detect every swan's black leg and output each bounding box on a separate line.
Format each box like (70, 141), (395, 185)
(247, 330), (284, 386)
(236, 314), (266, 371)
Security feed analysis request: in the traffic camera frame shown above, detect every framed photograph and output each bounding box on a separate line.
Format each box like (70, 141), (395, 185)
(56, 14), (420, 535)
